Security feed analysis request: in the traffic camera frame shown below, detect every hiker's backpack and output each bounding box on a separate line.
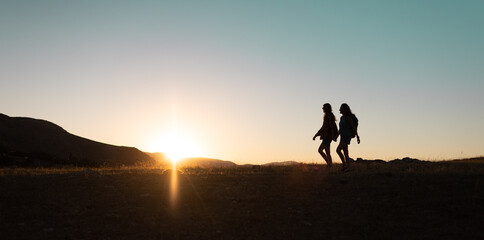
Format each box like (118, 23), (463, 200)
(350, 115), (358, 138)
(331, 122), (339, 142)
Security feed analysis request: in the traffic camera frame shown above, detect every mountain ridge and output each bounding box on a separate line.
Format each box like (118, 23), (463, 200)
(0, 113), (155, 166)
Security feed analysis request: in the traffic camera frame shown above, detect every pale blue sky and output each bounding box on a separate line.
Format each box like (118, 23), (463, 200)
(1, 0), (483, 163)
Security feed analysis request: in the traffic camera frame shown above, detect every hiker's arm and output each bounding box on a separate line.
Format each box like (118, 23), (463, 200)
(349, 119), (360, 144)
(313, 127), (323, 141)
(349, 120), (358, 136)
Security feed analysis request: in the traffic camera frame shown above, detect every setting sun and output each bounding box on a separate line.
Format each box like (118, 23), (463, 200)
(148, 130), (203, 165)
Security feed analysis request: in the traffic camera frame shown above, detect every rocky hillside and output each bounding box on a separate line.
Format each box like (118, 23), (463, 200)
(0, 113), (155, 167)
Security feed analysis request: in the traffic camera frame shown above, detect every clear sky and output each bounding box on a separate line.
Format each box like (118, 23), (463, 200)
(1, 0), (483, 164)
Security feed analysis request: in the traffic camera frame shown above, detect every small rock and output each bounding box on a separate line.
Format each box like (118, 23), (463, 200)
(303, 221), (313, 226)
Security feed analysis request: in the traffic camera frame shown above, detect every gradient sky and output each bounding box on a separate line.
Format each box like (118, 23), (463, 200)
(1, 0), (483, 164)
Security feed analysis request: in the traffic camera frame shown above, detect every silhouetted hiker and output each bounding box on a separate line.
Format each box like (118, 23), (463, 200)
(313, 103), (338, 168)
(336, 103), (360, 171)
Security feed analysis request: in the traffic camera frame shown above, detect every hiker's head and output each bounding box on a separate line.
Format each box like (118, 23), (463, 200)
(340, 103), (353, 115)
(322, 103), (332, 113)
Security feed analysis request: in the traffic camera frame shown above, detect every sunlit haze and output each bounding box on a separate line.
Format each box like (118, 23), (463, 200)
(147, 129), (203, 163)
(1, 1), (483, 164)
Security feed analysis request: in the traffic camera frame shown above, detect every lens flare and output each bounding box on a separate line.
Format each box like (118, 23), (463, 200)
(147, 130), (202, 166)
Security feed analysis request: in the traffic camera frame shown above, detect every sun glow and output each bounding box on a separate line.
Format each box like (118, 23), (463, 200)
(148, 130), (203, 166)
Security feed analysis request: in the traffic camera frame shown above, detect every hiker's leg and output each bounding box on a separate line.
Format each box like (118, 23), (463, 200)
(318, 142), (329, 164)
(324, 145), (332, 167)
(343, 144), (350, 168)
(336, 143), (346, 167)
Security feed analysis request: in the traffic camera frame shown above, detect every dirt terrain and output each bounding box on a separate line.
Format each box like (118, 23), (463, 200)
(1, 159), (483, 239)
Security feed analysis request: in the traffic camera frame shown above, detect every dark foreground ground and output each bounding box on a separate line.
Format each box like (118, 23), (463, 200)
(1, 159), (483, 240)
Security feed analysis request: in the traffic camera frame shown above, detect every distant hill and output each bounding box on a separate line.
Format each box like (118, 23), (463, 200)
(143, 152), (238, 168)
(145, 152), (169, 164)
(177, 157), (237, 168)
(0, 113), (155, 167)
(389, 157), (423, 163)
(263, 161), (300, 166)
(450, 157), (484, 163)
